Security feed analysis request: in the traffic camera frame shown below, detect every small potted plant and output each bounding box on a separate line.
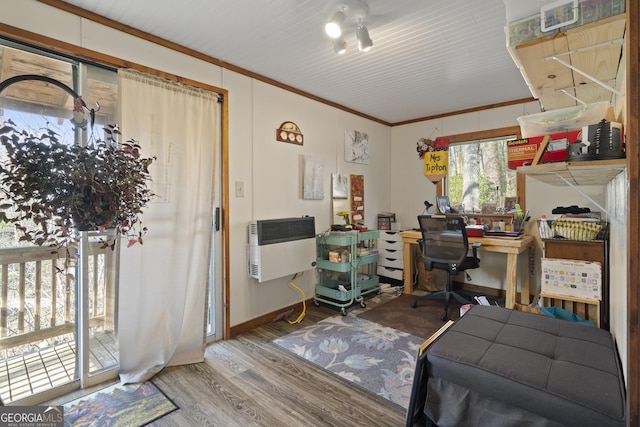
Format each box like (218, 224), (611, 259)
(0, 118), (156, 262)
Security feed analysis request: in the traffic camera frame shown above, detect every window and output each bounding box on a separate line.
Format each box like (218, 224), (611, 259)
(0, 42), (117, 247)
(445, 133), (519, 214)
(0, 42), (117, 145)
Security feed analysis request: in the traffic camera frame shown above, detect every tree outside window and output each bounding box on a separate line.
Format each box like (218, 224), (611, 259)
(447, 137), (518, 213)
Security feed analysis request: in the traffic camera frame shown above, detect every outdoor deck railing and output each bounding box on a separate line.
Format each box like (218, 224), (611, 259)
(0, 242), (116, 356)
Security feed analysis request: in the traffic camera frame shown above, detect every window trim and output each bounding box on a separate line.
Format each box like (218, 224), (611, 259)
(436, 125), (526, 213)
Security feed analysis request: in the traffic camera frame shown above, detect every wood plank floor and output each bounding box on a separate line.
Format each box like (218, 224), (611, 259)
(47, 293), (421, 426)
(1, 331), (119, 403)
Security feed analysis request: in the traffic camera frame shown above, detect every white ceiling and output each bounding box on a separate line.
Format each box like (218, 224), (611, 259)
(59, 0), (538, 124)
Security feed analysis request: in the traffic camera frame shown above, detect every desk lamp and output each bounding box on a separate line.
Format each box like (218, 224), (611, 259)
(424, 200), (436, 215)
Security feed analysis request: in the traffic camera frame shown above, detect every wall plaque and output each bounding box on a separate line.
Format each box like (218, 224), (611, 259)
(276, 121), (303, 145)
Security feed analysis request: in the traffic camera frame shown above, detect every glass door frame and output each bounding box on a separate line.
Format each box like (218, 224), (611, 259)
(0, 47), (120, 404)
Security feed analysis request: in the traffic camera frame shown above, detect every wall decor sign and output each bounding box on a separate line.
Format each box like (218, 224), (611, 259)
(276, 121), (304, 145)
(350, 174), (365, 223)
(423, 137), (449, 183)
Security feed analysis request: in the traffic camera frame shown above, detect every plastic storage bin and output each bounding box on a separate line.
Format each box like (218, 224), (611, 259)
(517, 101), (611, 138)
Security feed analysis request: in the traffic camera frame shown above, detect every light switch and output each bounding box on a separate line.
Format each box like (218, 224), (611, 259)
(235, 181), (245, 198)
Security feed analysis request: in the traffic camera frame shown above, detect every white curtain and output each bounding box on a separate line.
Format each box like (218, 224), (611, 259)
(117, 68), (219, 383)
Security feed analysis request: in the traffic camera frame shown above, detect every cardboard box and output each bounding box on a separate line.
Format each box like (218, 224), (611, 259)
(417, 263), (447, 292)
(507, 130), (580, 169)
(541, 258), (602, 300)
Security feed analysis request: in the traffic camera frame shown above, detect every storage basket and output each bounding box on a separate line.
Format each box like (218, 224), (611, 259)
(539, 218), (608, 241)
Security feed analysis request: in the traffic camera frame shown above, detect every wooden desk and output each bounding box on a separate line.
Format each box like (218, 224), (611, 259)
(400, 230), (534, 309)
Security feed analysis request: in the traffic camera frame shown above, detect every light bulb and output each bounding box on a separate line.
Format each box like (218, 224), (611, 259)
(356, 25), (373, 52)
(333, 37), (347, 54)
(325, 11), (345, 39)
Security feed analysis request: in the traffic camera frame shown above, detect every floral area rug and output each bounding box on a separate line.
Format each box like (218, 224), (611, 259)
(63, 381), (178, 426)
(273, 314), (423, 409)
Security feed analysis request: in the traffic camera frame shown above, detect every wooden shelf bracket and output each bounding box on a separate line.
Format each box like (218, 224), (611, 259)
(557, 88), (586, 105)
(545, 50), (624, 98)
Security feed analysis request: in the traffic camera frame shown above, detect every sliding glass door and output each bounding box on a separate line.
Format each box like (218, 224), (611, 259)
(207, 106), (224, 344)
(0, 42), (120, 404)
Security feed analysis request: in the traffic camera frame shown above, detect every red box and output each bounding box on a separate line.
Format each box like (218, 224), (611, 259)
(507, 130), (580, 170)
(465, 225), (485, 237)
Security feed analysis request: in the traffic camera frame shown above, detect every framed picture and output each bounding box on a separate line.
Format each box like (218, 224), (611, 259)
(504, 196), (519, 212)
(436, 196), (450, 214)
(481, 203), (497, 214)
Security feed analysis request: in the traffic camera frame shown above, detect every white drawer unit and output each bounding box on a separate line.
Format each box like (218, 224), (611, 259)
(376, 230), (405, 282)
(377, 265), (403, 281)
(378, 238), (404, 251)
(379, 247), (402, 260)
(378, 255), (403, 269)
(379, 230), (402, 242)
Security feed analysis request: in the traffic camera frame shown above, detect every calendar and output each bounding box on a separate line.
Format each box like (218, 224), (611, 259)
(541, 258), (602, 300)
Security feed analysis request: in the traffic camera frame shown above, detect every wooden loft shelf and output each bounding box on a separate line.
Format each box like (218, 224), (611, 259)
(517, 158), (626, 186)
(512, 14), (626, 111)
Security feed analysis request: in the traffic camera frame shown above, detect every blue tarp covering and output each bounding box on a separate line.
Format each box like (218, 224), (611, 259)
(540, 306), (595, 327)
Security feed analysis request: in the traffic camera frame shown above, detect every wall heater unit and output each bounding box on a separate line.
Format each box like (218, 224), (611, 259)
(248, 217), (316, 282)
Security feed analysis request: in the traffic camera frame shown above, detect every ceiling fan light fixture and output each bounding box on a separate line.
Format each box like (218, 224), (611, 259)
(333, 37), (347, 54)
(356, 25), (373, 52)
(325, 11), (346, 38)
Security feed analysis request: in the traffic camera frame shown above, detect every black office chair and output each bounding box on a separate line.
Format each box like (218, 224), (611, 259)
(411, 215), (481, 321)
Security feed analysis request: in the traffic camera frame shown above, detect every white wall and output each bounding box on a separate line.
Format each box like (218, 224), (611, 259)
(2, 3), (626, 359)
(225, 74), (391, 325)
(390, 104), (611, 299)
(1, 0), (393, 327)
